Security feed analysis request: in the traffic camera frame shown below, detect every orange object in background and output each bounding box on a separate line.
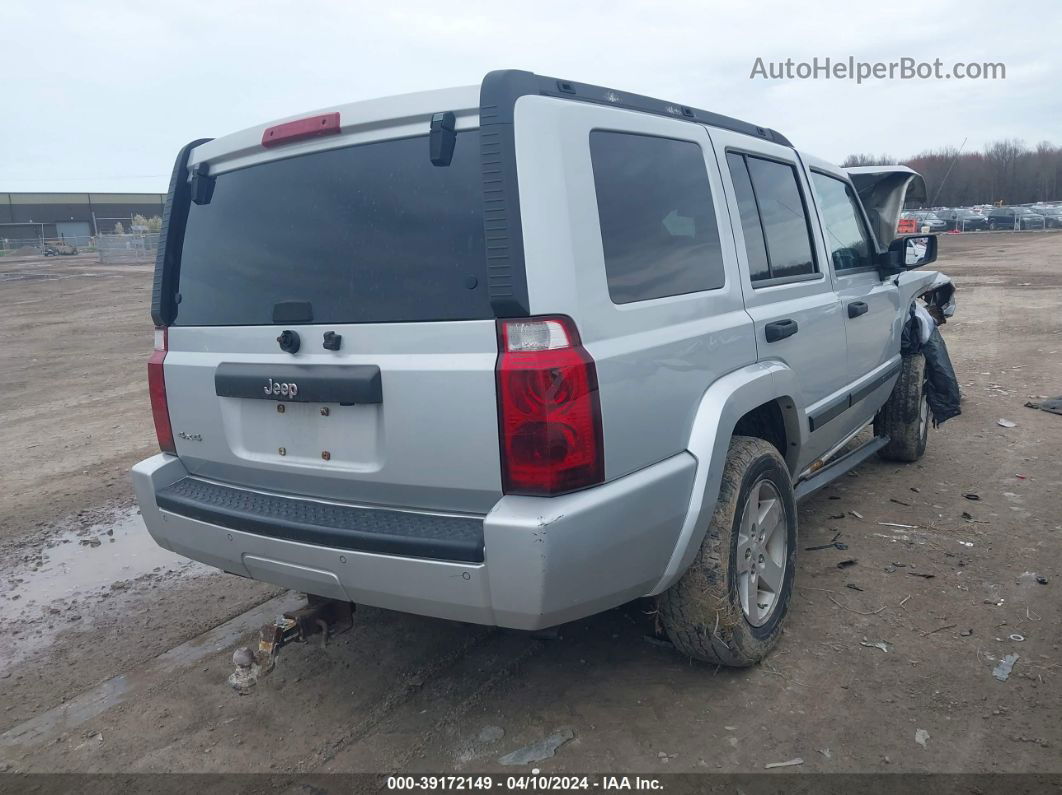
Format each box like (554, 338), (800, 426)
(897, 218), (918, 234)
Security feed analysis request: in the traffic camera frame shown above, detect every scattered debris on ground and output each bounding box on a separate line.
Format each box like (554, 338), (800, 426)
(498, 729), (575, 765)
(1024, 396), (1062, 416)
(993, 654), (1019, 682)
(764, 758), (804, 769)
(805, 533), (847, 551)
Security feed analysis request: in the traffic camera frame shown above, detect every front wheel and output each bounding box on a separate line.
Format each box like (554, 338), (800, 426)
(875, 353), (929, 462)
(657, 436), (796, 667)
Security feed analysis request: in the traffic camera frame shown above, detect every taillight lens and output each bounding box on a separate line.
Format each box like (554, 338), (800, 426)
(496, 316), (604, 496)
(148, 327), (176, 454)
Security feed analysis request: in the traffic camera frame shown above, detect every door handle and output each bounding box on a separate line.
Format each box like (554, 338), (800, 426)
(848, 301), (869, 318)
(765, 319), (799, 343)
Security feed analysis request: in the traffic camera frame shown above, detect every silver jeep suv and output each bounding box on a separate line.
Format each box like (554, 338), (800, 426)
(133, 70), (951, 666)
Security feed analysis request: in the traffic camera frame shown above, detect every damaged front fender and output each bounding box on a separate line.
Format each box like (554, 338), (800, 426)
(898, 272), (961, 427)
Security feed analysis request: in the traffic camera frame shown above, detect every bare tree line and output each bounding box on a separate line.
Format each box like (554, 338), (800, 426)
(842, 140), (1061, 207)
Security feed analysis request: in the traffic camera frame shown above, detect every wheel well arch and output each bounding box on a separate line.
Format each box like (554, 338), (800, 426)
(732, 397), (801, 474)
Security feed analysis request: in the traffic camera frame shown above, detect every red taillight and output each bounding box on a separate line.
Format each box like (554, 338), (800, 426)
(496, 316), (604, 496)
(261, 112), (341, 148)
(148, 327), (175, 455)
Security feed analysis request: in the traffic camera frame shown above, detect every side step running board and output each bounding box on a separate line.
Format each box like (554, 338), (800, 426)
(794, 435), (889, 502)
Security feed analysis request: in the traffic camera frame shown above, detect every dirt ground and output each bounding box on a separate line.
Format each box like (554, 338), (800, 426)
(0, 234), (1060, 779)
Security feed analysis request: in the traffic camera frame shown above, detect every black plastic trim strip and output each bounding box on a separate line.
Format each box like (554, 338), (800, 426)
(156, 477), (484, 562)
(479, 72), (536, 317)
(808, 394), (850, 432)
(485, 71), (792, 148)
(808, 362), (902, 432)
(152, 138), (213, 327)
(214, 363), (382, 405)
(851, 361), (901, 405)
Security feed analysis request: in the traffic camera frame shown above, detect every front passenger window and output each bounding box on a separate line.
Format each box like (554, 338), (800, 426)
(810, 172), (874, 271)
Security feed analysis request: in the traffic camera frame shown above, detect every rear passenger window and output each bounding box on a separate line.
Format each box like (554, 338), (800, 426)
(589, 131), (724, 304)
(726, 152), (818, 284)
(725, 153), (770, 282)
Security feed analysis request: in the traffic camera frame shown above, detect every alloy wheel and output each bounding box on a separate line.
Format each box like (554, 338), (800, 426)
(736, 478), (788, 627)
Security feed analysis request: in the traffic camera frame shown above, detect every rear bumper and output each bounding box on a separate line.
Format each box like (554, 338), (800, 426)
(132, 452), (696, 630)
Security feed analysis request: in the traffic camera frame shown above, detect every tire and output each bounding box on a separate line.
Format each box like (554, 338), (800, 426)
(657, 436), (797, 667)
(874, 353), (929, 462)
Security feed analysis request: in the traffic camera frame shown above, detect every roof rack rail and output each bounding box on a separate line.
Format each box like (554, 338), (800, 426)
(480, 69), (792, 147)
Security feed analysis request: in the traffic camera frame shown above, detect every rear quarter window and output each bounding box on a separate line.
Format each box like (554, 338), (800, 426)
(589, 131), (725, 304)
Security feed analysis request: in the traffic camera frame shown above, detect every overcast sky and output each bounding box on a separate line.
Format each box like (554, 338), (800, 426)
(3, 0), (1060, 193)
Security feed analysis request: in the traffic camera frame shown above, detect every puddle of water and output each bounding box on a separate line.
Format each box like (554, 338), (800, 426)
(1, 507), (204, 620)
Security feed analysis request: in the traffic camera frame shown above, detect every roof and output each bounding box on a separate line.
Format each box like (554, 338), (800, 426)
(189, 86), (480, 175)
(188, 69), (793, 175)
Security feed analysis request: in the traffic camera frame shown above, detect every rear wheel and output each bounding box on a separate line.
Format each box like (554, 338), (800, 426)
(657, 436), (796, 667)
(875, 353), (929, 462)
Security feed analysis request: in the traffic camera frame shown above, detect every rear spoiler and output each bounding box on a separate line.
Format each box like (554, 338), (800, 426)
(844, 165), (927, 247)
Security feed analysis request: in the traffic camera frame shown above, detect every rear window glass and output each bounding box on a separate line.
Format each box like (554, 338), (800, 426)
(173, 132), (488, 326)
(589, 131), (724, 304)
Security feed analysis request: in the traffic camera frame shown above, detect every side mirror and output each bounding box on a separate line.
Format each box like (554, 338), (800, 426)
(878, 234), (937, 272)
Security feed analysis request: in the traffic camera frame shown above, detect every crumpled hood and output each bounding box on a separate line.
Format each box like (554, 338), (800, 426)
(844, 165), (928, 246)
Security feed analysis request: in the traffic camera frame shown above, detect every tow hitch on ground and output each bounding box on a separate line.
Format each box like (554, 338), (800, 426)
(229, 596), (354, 693)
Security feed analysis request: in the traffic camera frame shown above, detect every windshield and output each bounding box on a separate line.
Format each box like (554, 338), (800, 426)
(173, 132), (489, 326)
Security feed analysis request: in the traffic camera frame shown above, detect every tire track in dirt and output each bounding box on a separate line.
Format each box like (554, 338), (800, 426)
(289, 629), (544, 774)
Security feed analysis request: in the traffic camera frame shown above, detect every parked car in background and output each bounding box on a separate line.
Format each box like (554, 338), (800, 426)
(43, 240), (79, 256)
(1033, 206), (1062, 228)
(902, 210), (948, 232)
(987, 206), (1046, 230)
(937, 208), (988, 231)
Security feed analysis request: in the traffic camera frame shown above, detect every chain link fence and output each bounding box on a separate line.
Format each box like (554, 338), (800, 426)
(0, 235), (96, 257)
(96, 233), (160, 264)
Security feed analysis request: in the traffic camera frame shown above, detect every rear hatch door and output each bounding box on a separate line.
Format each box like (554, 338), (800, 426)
(162, 119), (502, 514)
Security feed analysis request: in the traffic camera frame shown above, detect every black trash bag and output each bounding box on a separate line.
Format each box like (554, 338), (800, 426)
(922, 326), (961, 426)
(900, 304), (923, 356)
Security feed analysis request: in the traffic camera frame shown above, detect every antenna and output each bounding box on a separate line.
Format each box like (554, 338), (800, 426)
(930, 137), (968, 206)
